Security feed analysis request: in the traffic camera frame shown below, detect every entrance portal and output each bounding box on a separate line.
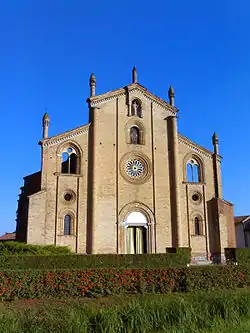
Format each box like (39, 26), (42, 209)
(125, 211), (148, 254)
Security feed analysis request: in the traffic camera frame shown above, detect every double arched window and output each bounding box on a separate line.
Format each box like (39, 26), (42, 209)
(186, 159), (201, 182)
(61, 146), (80, 174)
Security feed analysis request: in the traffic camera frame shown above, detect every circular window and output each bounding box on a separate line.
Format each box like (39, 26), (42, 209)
(191, 192), (202, 204)
(120, 152), (151, 184)
(126, 159), (145, 178)
(64, 193), (73, 201)
(62, 190), (76, 203)
(67, 147), (73, 153)
(192, 194), (199, 201)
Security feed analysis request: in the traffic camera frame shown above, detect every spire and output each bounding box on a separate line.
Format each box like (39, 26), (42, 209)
(212, 132), (219, 154)
(42, 111), (50, 139)
(89, 73), (96, 97)
(168, 85), (175, 106)
(132, 66), (137, 83)
(43, 112), (49, 121)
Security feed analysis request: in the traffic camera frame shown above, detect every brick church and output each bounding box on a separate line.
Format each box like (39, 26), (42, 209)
(16, 68), (236, 259)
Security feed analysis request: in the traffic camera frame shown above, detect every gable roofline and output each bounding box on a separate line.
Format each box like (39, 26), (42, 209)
(234, 215), (250, 224)
(39, 123), (90, 148)
(87, 82), (178, 114)
(23, 171), (41, 181)
(178, 133), (222, 160)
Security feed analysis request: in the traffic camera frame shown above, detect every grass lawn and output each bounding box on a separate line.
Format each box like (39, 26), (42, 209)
(0, 290), (250, 332)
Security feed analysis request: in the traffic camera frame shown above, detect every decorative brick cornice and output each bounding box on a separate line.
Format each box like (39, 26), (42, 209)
(88, 83), (177, 115)
(178, 134), (222, 161)
(128, 86), (176, 115)
(40, 124), (89, 148)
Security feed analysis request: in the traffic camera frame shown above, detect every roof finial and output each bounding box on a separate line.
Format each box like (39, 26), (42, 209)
(89, 73), (96, 97)
(42, 109), (50, 139)
(212, 132), (219, 154)
(168, 85), (175, 106)
(132, 66), (137, 83)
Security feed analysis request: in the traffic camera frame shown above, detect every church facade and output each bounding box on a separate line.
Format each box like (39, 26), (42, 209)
(16, 68), (236, 259)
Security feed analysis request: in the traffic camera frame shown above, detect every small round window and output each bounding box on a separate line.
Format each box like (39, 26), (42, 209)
(63, 190), (76, 203)
(64, 193), (73, 201)
(191, 192), (202, 204)
(192, 194), (199, 201)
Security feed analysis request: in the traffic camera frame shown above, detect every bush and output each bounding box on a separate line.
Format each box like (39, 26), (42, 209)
(236, 248), (250, 265)
(0, 265), (249, 300)
(0, 251), (191, 270)
(185, 265), (250, 291)
(0, 242), (72, 256)
(225, 248), (250, 265)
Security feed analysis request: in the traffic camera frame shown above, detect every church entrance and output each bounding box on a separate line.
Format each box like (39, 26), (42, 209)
(125, 211), (148, 254)
(126, 226), (147, 254)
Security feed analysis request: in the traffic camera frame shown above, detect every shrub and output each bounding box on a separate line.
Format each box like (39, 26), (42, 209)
(185, 265), (250, 291)
(0, 242), (72, 256)
(0, 251), (191, 270)
(236, 248), (250, 265)
(0, 265), (248, 300)
(225, 248), (250, 265)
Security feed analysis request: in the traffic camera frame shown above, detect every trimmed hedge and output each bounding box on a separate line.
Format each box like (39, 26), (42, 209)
(0, 265), (248, 300)
(0, 249), (191, 270)
(225, 248), (250, 264)
(0, 242), (72, 255)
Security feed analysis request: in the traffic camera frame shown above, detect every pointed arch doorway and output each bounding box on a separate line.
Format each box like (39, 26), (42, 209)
(125, 211), (148, 254)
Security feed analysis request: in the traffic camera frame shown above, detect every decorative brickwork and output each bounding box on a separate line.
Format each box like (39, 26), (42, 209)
(15, 71), (235, 260)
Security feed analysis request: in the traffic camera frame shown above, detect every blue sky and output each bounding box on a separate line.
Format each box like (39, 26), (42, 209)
(0, 0), (250, 235)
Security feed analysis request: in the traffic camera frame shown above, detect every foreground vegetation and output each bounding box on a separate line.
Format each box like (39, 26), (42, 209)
(1, 243), (250, 331)
(0, 242), (71, 256)
(0, 265), (248, 300)
(0, 290), (249, 332)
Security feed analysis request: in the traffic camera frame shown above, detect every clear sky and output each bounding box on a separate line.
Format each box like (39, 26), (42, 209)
(0, 0), (250, 236)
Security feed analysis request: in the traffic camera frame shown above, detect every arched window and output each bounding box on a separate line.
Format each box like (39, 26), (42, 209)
(131, 99), (142, 117)
(64, 215), (71, 235)
(194, 217), (202, 236)
(61, 147), (80, 174)
(130, 126), (140, 144)
(186, 159), (200, 182)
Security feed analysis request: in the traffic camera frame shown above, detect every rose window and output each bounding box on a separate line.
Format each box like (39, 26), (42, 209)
(126, 159), (145, 178)
(120, 152), (151, 184)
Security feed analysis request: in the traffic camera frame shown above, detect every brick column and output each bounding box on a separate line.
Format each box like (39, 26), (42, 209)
(168, 115), (182, 247)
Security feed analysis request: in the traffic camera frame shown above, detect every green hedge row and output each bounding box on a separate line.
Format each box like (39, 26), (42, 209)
(225, 248), (250, 264)
(0, 248), (191, 270)
(0, 265), (248, 300)
(0, 242), (72, 255)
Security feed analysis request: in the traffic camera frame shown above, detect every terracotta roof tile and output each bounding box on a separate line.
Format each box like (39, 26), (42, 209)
(234, 216), (250, 224)
(0, 232), (16, 241)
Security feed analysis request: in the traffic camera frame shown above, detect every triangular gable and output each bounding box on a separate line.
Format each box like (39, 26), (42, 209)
(39, 123), (90, 148)
(88, 82), (177, 115)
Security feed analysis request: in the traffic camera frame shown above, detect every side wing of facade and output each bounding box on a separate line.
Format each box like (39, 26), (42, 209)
(16, 124), (89, 253)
